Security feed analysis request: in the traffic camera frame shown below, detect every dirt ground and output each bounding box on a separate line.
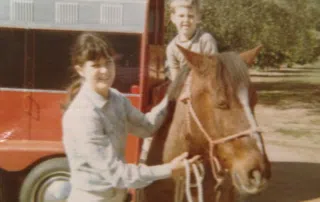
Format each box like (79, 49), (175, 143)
(244, 59), (320, 202)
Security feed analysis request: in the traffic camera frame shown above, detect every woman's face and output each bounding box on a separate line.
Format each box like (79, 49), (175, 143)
(76, 57), (116, 98)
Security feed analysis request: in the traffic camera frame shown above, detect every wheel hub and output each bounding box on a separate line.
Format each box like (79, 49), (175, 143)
(36, 172), (71, 202)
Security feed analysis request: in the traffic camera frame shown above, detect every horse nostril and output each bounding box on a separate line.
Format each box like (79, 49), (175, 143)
(249, 170), (262, 185)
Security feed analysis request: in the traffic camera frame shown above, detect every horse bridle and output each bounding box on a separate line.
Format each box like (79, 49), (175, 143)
(181, 78), (262, 201)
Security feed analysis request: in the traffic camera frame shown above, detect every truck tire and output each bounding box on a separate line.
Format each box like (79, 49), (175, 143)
(19, 157), (71, 202)
(0, 169), (7, 202)
(0, 168), (19, 202)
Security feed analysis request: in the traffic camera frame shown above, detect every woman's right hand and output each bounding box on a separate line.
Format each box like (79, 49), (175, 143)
(169, 152), (201, 177)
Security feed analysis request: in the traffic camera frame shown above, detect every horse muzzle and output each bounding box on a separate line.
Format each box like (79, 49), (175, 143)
(232, 169), (269, 195)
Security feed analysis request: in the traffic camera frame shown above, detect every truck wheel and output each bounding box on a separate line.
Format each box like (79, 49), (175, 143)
(0, 168), (19, 202)
(0, 169), (7, 202)
(19, 157), (71, 202)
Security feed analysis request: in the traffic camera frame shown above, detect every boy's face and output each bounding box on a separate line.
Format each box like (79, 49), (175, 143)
(171, 6), (200, 40)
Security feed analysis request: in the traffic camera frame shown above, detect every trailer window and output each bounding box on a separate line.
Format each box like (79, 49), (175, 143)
(0, 28), (26, 88)
(33, 31), (140, 93)
(34, 31), (75, 91)
(107, 34), (140, 93)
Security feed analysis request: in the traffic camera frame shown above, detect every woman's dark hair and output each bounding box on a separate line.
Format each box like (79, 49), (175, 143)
(62, 32), (115, 110)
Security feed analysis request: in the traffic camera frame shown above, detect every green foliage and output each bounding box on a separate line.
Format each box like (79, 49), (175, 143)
(164, 0), (320, 67)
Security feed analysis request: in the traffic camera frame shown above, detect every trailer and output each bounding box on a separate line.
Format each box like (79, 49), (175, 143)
(0, 0), (167, 201)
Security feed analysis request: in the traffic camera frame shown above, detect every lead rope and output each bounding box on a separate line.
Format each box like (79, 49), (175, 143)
(184, 160), (193, 202)
(175, 176), (184, 202)
(174, 160), (205, 202)
(192, 163), (204, 202)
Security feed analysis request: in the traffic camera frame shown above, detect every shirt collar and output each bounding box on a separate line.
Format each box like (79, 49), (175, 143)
(176, 28), (200, 46)
(81, 83), (109, 109)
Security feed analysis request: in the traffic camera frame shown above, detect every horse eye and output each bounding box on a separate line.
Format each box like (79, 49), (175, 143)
(216, 100), (229, 109)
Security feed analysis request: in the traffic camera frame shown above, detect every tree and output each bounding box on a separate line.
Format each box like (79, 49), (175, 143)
(164, 0), (320, 67)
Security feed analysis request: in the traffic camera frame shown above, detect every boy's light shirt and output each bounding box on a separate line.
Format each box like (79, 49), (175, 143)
(166, 29), (218, 80)
(62, 83), (171, 193)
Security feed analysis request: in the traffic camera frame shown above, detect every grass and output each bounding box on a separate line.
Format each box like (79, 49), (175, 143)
(256, 84), (320, 110)
(310, 119), (320, 125)
(253, 61), (320, 138)
(285, 120), (300, 124)
(276, 128), (314, 138)
(251, 62), (320, 111)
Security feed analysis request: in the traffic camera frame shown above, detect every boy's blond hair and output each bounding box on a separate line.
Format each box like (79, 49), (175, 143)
(169, 0), (200, 13)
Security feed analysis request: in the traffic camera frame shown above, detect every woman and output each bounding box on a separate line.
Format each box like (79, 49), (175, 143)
(62, 32), (200, 202)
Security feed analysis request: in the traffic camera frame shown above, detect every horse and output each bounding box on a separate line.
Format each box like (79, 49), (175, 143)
(139, 45), (271, 202)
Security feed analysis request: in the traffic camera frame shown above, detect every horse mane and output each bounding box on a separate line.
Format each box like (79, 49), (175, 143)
(216, 52), (250, 94)
(165, 51), (250, 103)
(166, 65), (191, 101)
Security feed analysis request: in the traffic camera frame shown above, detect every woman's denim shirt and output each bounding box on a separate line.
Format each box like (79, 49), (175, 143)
(62, 83), (171, 192)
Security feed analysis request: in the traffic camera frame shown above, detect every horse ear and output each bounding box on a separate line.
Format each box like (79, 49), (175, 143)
(176, 44), (205, 71)
(240, 45), (263, 67)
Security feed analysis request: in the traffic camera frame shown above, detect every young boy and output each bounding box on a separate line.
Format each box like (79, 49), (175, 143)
(139, 0), (218, 163)
(166, 0), (218, 80)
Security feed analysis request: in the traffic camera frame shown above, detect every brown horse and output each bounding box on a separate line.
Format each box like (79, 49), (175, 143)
(140, 45), (271, 202)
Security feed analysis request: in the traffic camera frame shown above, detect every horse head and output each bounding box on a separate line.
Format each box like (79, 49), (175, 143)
(176, 45), (271, 196)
